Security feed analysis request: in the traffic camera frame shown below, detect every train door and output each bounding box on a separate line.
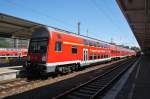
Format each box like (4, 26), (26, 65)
(83, 48), (88, 64)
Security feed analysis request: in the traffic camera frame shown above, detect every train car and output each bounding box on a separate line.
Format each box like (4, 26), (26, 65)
(0, 48), (28, 64)
(0, 48), (27, 58)
(26, 27), (135, 75)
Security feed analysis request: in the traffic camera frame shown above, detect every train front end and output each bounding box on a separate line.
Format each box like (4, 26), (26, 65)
(26, 27), (49, 75)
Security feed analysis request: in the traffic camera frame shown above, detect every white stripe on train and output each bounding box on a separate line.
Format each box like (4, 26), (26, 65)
(44, 56), (128, 73)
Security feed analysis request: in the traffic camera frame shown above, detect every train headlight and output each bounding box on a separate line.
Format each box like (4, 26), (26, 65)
(42, 56), (46, 61)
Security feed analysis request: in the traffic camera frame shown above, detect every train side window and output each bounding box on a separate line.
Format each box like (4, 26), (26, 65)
(55, 41), (62, 51)
(89, 54), (93, 60)
(84, 39), (89, 45)
(94, 42), (97, 47)
(94, 54), (97, 59)
(98, 54), (100, 59)
(104, 54), (106, 58)
(106, 55), (108, 58)
(72, 46), (77, 54)
(89, 41), (93, 46)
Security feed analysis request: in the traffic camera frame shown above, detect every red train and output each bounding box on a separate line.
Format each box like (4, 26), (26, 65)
(0, 48), (28, 64)
(26, 27), (136, 75)
(0, 48), (27, 58)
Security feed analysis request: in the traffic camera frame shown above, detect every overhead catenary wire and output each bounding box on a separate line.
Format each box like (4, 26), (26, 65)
(101, 0), (123, 30)
(90, 0), (137, 47)
(102, 0), (137, 47)
(101, 0), (126, 45)
(89, 0), (123, 35)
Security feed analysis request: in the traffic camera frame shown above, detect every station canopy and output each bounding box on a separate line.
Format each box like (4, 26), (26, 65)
(0, 13), (45, 39)
(117, 0), (150, 51)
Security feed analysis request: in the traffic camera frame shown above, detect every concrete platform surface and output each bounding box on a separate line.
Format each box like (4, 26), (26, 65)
(115, 56), (150, 99)
(0, 66), (23, 81)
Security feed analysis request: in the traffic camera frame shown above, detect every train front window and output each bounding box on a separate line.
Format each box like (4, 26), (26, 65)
(29, 38), (48, 54)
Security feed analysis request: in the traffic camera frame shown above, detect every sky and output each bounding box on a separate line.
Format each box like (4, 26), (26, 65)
(0, 0), (139, 47)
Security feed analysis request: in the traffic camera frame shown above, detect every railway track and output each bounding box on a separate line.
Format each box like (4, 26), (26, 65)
(0, 58), (135, 98)
(53, 58), (136, 99)
(0, 78), (30, 94)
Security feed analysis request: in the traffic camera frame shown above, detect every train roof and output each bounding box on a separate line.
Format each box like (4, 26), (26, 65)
(49, 27), (109, 44)
(46, 26), (134, 52)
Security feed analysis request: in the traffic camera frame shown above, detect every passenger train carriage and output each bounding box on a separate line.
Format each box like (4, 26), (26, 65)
(0, 48), (27, 64)
(0, 48), (27, 58)
(26, 27), (136, 75)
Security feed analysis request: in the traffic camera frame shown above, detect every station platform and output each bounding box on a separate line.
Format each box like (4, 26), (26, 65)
(116, 56), (150, 99)
(0, 66), (23, 81)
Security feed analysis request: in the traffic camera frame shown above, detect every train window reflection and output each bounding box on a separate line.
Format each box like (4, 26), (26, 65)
(55, 41), (62, 52)
(29, 38), (48, 53)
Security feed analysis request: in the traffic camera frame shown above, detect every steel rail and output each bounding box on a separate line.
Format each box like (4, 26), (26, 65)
(53, 58), (136, 99)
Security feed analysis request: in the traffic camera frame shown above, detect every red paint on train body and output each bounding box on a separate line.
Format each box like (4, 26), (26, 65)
(26, 27), (136, 74)
(0, 48), (27, 58)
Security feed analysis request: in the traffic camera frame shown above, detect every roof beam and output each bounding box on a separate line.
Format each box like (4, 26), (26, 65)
(0, 32), (12, 38)
(12, 25), (42, 34)
(12, 25), (42, 38)
(143, 0), (149, 48)
(125, 9), (145, 14)
(130, 23), (145, 25)
(129, 21), (148, 24)
(0, 20), (30, 29)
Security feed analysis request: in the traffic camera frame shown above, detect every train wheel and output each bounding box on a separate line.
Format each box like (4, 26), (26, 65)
(41, 73), (48, 80)
(61, 67), (67, 74)
(70, 65), (75, 72)
(75, 63), (80, 71)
